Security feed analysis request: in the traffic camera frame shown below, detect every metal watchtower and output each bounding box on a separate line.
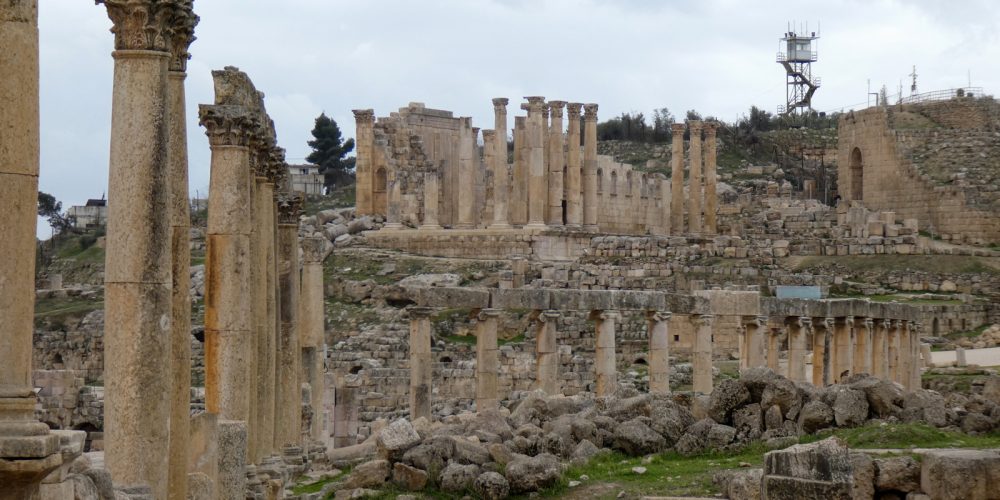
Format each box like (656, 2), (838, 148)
(776, 25), (821, 115)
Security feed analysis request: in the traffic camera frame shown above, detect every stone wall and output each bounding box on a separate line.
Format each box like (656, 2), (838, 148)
(837, 99), (1000, 244)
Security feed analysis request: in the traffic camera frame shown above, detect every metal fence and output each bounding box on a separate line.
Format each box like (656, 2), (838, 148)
(900, 87), (985, 105)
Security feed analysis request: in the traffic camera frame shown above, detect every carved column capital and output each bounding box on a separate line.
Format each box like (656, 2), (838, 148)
(648, 311), (672, 323)
(671, 123), (686, 133)
(407, 306), (433, 319)
(352, 109), (375, 125)
(822, 317), (836, 331)
(703, 121), (719, 136)
(477, 308), (502, 321)
(566, 103), (583, 119)
(695, 314), (715, 327)
(597, 310), (621, 322)
(548, 101), (566, 118)
(844, 315), (856, 327)
(583, 103), (599, 121)
(524, 96), (546, 114)
(300, 236), (328, 264)
(540, 310), (561, 322)
(491, 97), (509, 111)
(276, 192), (302, 224)
(97, 0), (178, 52)
(687, 119), (703, 131)
(481, 129), (497, 142)
(198, 105), (257, 147)
(863, 318), (875, 329)
(166, 1), (198, 72)
(796, 316), (812, 331)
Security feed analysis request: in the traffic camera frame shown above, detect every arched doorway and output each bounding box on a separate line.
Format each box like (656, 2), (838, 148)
(850, 147), (863, 200)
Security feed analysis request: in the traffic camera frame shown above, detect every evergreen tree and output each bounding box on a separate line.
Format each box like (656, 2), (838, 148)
(306, 112), (355, 189)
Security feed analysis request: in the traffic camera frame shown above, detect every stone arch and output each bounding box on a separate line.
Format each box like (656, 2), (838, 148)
(374, 167), (387, 193)
(349, 365), (363, 374)
(610, 171), (618, 195)
(439, 356), (453, 363)
(849, 147), (863, 200)
(932, 317), (940, 336)
(597, 168), (604, 193)
(74, 423), (100, 452)
(633, 356), (647, 365)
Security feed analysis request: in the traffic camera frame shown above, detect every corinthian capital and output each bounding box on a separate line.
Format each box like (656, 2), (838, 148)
(548, 101), (566, 118)
(97, 0), (174, 52)
(583, 103), (599, 121)
(566, 103), (583, 119)
(166, 0), (198, 72)
(352, 109), (375, 125)
(524, 96), (546, 113)
(276, 192), (303, 224)
(492, 98), (509, 112)
(198, 104), (257, 147)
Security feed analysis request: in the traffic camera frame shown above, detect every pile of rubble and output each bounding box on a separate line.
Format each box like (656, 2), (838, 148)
(327, 368), (1000, 498)
(954, 323), (1000, 349)
(300, 208), (384, 248)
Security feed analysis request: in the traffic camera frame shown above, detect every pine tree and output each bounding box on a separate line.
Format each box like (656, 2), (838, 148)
(306, 113), (355, 189)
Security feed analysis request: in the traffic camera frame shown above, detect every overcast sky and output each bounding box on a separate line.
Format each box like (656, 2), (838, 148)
(34, 0), (1000, 236)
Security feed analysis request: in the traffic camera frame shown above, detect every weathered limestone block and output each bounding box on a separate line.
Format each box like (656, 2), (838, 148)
(920, 449), (1000, 500)
(761, 437), (873, 500)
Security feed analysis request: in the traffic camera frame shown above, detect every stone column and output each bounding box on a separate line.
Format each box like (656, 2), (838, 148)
(547, 101), (566, 226)
(300, 237), (327, 441)
(565, 103), (583, 228)
(898, 320), (911, 389)
(525, 97), (548, 229)
(872, 319), (889, 379)
(257, 161), (280, 458)
(489, 98), (511, 229)
(647, 312), (671, 394)
(166, 12), (197, 491)
(910, 323), (923, 389)
(693, 315), (715, 394)
(703, 122), (719, 234)
(535, 310), (560, 396)
(456, 117), (476, 229)
(383, 170), (403, 230)
(767, 326), (781, 372)
(594, 311), (620, 397)
(888, 320), (901, 383)
(687, 120), (704, 234)
(511, 116), (527, 226)
(353, 109), (376, 215)
(408, 307), (433, 420)
(275, 194), (302, 448)
(475, 309), (501, 410)
(99, 1), (177, 495)
(420, 172), (442, 230)
(481, 129), (497, 226)
(834, 316), (854, 383)
(0, 2), (61, 497)
(743, 316), (767, 369)
(857, 318), (874, 376)
(200, 104), (255, 431)
(583, 104), (599, 231)
(811, 318), (829, 386)
(659, 177), (672, 236)
(670, 123), (686, 233)
(787, 317), (810, 383)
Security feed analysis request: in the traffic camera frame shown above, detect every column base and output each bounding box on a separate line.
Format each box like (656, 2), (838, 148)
(382, 223), (405, 230)
(487, 223), (512, 230)
(524, 222), (548, 230)
(418, 224), (442, 231)
(583, 224), (599, 232)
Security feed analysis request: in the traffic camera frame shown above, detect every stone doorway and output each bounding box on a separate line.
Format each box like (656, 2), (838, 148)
(850, 147), (864, 200)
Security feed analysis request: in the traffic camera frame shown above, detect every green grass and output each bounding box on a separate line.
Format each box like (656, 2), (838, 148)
(944, 324), (990, 341)
(804, 422), (1000, 449)
(499, 334), (525, 346)
(291, 470), (347, 496)
(542, 444), (770, 498)
(442, 334), (476, 345)
(34, 296), (104, 328)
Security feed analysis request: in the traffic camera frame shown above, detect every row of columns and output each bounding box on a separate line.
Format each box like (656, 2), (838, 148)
(406, 308), (717, 419)
(670, 120), (720, 235)
(739, 316), (923, 389)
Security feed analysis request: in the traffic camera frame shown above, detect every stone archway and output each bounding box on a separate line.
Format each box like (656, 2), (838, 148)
(850, 147), (863, 200)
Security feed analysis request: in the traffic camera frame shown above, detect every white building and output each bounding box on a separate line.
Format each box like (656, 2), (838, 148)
(288, 163), (324, 196)
(66, 199), (107, 228)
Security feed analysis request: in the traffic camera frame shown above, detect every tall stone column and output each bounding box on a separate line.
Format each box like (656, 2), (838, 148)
(200, 105), (255, 431)
(275, 194), (302, 448)
(898, 320), (911, 389)
(767, 326), (781, 372)
(475, 309), (501, 410)
(659, 177), (672, 235)
(511, 116), (527, 226)
(535, 310), (560, 395)
(257, 160), (280, 458)
(408, 307), (433, 420)
(742, 316), (766, 369)
(872, 319), (889, 379)
(856, 318), (874, 376)
(565, 103), (583, 228)
(420, 172), (442, 230)
(489, 98), (511, 229)
(834, 317), (854, 382)
(525, 97), (548, 229)
(910, 322), (922, 389)
(547, 101), (566, 226)
(670, 123), (686, 233)
(582, 104), (599, 231)
(647, 312), (671, 394)
(692, 315), (715, 394)
(594, 311), (620, 397)
(0, 2), (61, 497)
(99, 1), (176, 495)
(888, 320), (901, 383)
(703, 122), (719, 234)
(456, 117), (476, 229)
(787, 317), (810, 383)
(687, 120), (704, 234)
(482, 129), (497, 226)
(383, 170), (403, 230)
(300, 237), (327, 441)
(166, 11), (197, 492)
(811, 318), (829, 386)
(353, 109), (376, 215)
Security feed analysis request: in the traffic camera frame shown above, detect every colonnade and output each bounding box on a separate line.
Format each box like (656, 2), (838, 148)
(738, 315), (923, 389)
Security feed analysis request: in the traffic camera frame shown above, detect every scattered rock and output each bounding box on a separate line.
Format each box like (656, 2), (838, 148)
(473, 471), (510, 500)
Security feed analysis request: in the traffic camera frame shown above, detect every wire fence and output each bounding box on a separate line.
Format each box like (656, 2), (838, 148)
(900, 87), (985, 105)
